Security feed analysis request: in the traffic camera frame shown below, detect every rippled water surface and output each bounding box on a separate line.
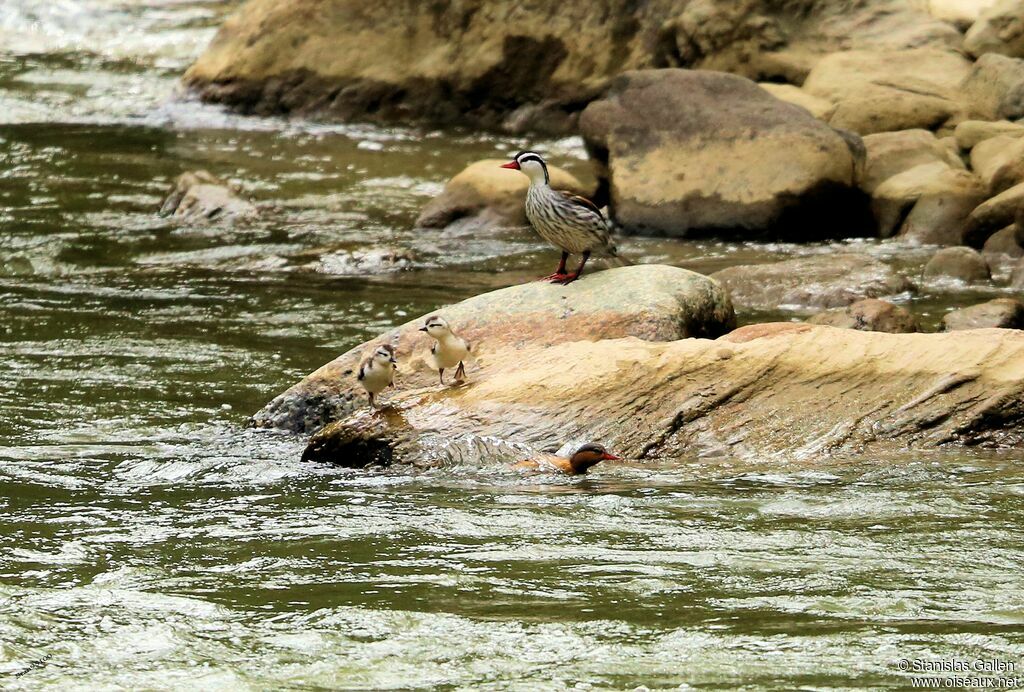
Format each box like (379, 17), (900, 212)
(2, 2), (1024, 689)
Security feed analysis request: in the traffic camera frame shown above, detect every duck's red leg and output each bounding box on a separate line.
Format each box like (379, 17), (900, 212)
(540, 251), (570, 282)
(557, 251), (590, 284)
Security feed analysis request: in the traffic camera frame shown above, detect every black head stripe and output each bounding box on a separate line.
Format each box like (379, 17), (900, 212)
(515, 151), (545, 166)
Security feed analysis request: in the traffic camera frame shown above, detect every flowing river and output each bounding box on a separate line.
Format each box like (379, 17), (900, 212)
(1, 1), (1022, 688)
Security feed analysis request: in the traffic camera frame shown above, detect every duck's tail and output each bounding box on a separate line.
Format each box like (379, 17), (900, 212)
(605, 244), (634, 267)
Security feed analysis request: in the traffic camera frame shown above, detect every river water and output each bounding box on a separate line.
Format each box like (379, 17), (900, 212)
(1, 1), (1023, 689)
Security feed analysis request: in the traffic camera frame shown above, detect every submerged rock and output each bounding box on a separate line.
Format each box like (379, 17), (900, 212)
(808, 299), (919, 333)
(304, 325), (1024, 467)
(579, 69), (870, 240)
(415, 159), (592, 231)
(941, 298), (1024, 330)
(159, 171), (257, 224)
(923, 246), (992, 282)
(710, 254), (914, 311)
(251, 265), (735, 434)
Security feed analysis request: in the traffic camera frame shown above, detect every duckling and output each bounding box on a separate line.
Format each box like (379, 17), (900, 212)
(357, 343), (397, 408)
(419, 315), (471, 385)
(511, 442), (621, 475)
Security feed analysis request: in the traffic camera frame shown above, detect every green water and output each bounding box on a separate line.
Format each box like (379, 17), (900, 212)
(1, 2), (1023, 689)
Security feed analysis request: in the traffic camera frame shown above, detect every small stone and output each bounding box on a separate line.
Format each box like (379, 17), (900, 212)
(808, 299), (919, 333)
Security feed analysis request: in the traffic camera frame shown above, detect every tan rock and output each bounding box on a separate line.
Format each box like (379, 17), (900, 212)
(927, 0), (999, 29)
(710, 254), (913, 311)
(871, 163), (986, 239)
(963, 180), (1024, 246)
(941, 298), (1024, 330)
(1012, 256), (1024, 286)
(250, 264), (735, 433)
(579, 69), (868, 239)
(803, 49), (971, 134)
(964, 0), (1024, 58)
(861, 129), (965, 194)
(303, 326), (1024, 467)
(970, 135), (1024, 194)
(757, 83), (836, 120)
(958, 53), (1024, 120)
(808, 298), (919, 333)
(953, 119), (1024, 150)
(415, 159), (592, 230)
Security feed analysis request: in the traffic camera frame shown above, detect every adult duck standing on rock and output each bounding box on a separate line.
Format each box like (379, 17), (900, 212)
(501, 151), (625, 284)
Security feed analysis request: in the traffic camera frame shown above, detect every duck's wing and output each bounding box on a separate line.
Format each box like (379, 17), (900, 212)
(357, 359), (368, 381)
(557, 190), (605, 222)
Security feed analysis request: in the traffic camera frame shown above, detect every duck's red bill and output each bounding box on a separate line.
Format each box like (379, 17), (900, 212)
(499, 161), (520, 169)
(602, 453), (621, 461)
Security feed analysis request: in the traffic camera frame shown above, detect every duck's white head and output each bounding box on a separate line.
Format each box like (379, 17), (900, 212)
(372, 344), (397, 367)
(500, 150), (549, 185)
(418, 315), (452, 338)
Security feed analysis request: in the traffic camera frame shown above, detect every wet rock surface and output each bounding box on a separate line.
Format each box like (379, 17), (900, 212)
(303, 325), (1024, 467)
(941, 298), (1024, 330)
(579, 69), (869, 239)
(808, 299), (919, 333)
(710, 254), (913, 311)
(923, 246), (992, 282)
(252, 265), (735, 434)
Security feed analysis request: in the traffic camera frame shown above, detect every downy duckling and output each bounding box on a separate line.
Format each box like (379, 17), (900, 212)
(419, 315), (471, 385)
(357, 343), (397, 408)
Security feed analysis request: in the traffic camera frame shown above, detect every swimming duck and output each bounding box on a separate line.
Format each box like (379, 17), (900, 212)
(512, 442), (621, 475)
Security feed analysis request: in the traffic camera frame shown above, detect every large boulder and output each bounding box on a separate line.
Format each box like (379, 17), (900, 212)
(870, 163), (986, 242)
(923, 246), (992, 282)
(415, 159), (592, 231)
(158, 171), (257, 224)
(579, 69), (870, 240)
(958, 54), (1024, 121)
(964, 0), (1024, 58)
(941, 298), (1024, 330)
(802, 49), (972, 135)
(251, 264), (735, 433)
(710, 254), (913, 311)
(182, 0), (963, 129)
(963, 181), (1024, 246)
(303, 325), (1024, 467)
(808, 298), (919, 333)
